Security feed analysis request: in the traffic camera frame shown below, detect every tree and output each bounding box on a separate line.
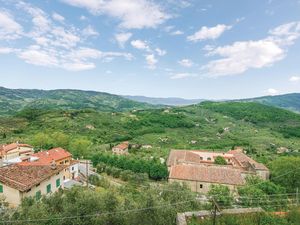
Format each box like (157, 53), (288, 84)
(70, 138), (91, 158)
(214, 156), (227, 165)
(51, 132), (69, 148)
(238, 176), (287, 209)
(208, 184), (233, 206)
(269, 157), (300, 192)
(31, 133), (52, 149)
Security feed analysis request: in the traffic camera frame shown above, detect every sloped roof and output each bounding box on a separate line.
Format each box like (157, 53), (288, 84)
(228, 150), (268, 171)
(31, 147), (72, 165)
(113, 142), (129, 151)
(0, 143), (32, 155)
(169, 164), (245, 186)
(0, 164), (67, 192)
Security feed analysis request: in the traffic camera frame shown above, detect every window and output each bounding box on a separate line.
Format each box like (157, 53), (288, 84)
(200, 184), (203, 189)
(207, 157), (211, 161)
(56, 178), (60, 188)
(72, 167), (74, 171)
(200, 157), (203, 160)
(0, 184), (3, 193)
(46, 184), (51, 194)
(35, 190), (41, 200)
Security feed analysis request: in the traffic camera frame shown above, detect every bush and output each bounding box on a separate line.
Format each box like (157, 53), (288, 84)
(214, 156), (227, 165)
(92, 153), (168, 180)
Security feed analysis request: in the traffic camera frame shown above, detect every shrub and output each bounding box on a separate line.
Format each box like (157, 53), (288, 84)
(214, 156), (227, 165)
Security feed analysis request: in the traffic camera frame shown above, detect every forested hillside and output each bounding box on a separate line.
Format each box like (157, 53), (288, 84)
(0, 101), (299, 164)
(0, 87), (157, 115)
(238, 93), (300, 112)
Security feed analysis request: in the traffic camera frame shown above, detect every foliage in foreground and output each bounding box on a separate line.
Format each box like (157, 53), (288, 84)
(1, 183), (200, 225)
(188, 210), (300, 225)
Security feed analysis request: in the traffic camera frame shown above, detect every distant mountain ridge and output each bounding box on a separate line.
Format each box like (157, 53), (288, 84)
(123, 95), (205, 106)
(236, 93), (300, 113)
(124, 93), (300, 112)
(0, 87), (299, 115)
(0, 87), (158, 115)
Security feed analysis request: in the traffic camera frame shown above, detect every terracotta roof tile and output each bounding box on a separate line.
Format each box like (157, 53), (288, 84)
(0, 143), (32, 155)
(0, 164), (67, 192)
(228, 150), (268, 170)
(169, 164), (245, 186)
(31, 147), (72, 165)
(113, 142), (129, 151)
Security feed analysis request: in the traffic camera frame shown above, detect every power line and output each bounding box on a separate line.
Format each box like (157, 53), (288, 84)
(0, 198), (198, 224)
(1, 162), (299, 223)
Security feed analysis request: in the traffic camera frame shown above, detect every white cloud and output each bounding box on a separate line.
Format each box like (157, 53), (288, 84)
(266, 88), (278, 95)
(170, 73), (196, 79)
(82, 25), (99, 37)
(131, 39), (150, 51)
(289, 76), (300, 82)
(145, 54), (157, 69)
(187, 24), (232, 42)
(268, 21), (300, 46)
(61, 0), (170, 29)
(51, 27), (81, 48)
(79, 15), (87, 20)
(5, 2), (133, 71)
(178, 59), (193, 67)
(115, 32), (132, 48)
(203, 40), (284, 77)
(18, 47), (59, 67)
(171, 30), (184, 35)
(202, 21), (300, 77)
(0, 10), (23, 40)
(52, 12), (65, 23)
(0, 47), (15, 54)
(155, 48), (166, 56)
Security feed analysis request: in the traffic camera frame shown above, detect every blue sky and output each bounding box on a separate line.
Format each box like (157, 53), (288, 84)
(0, 0), (300, 99)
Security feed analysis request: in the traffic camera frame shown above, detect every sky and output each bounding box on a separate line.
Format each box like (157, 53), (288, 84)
(0, 0), (300, 99)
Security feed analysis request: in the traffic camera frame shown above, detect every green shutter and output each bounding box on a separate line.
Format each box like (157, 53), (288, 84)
(46, 184), (51, 193)
(35, 190), (41, 200)
(56, 178), (60, 188)
(0, 185), (3, 193)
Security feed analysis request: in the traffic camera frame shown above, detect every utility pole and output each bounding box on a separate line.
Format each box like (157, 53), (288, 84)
(86, 159), (89, 188)
(211, 198), (221, 225)
(296, 188), (299, 206)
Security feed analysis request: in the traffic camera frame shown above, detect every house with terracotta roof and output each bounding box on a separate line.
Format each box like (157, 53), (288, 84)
(167, 148), (269, 194)
(0, 163), (67, 206)
(0, 142), (34, 164)
(29, 148), (79, 181)
(112, 141), (129, 155)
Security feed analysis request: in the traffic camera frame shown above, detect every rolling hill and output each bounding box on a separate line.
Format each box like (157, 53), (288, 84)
(1, 100), (299, 163)
(238, 93), (300, 113)
(0, 87), (158, 115)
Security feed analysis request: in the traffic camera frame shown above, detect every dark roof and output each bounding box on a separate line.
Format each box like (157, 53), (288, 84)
(0, 164), (67, 192)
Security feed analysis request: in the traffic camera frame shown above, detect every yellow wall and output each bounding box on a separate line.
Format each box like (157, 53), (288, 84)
(0, 170), (65, 207)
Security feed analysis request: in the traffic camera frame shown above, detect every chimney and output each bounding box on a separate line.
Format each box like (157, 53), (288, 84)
(50, 160), (57, 170)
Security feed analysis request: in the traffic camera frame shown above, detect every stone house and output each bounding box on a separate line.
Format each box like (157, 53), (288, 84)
(112, 142), (129, 155)
(167, 148), (269, 193)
